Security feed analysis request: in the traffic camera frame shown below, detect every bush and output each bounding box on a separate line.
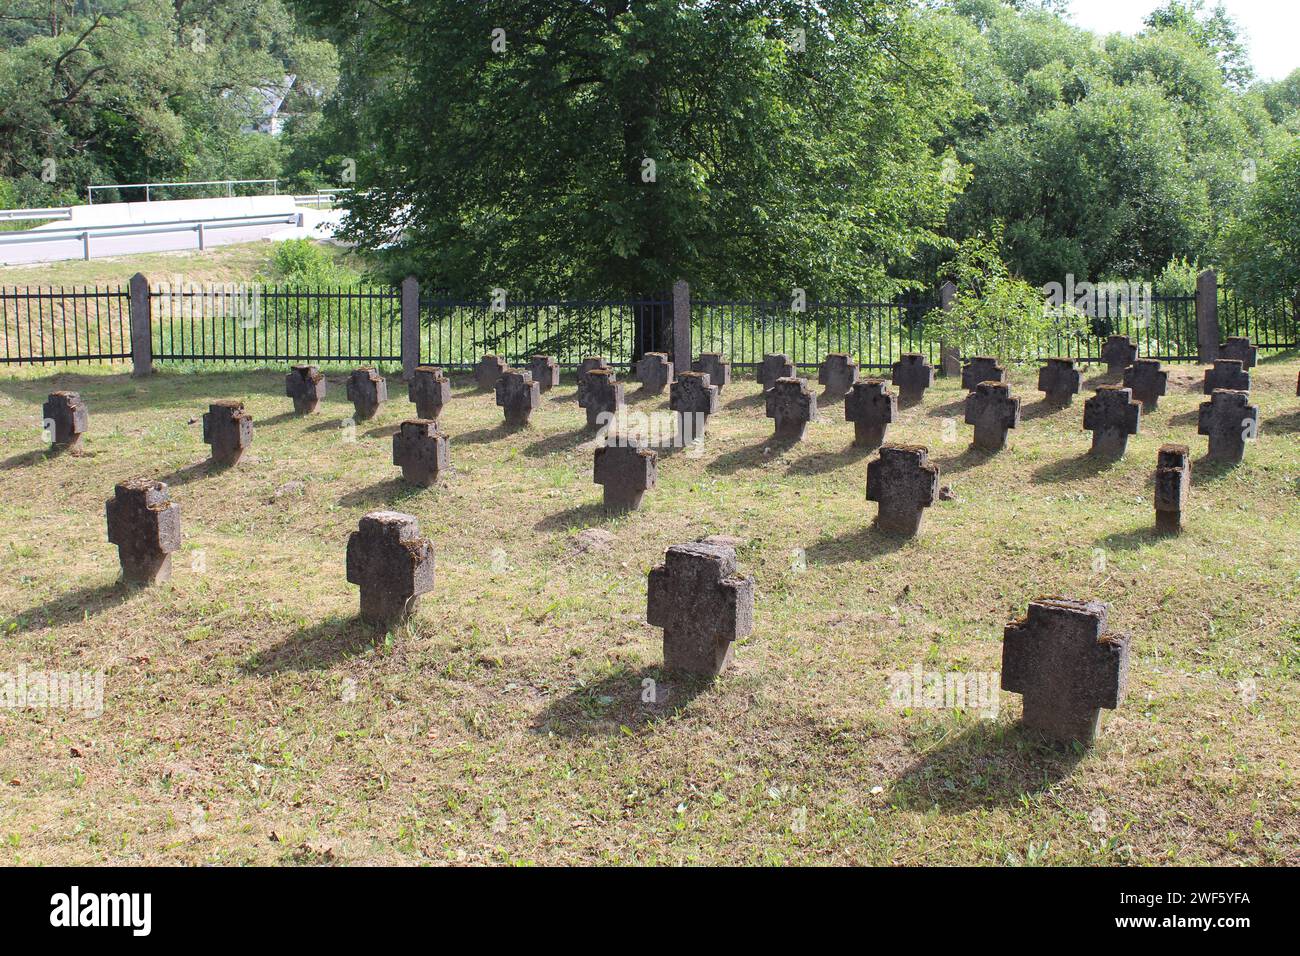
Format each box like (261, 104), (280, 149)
(928, 228), (1090, 363)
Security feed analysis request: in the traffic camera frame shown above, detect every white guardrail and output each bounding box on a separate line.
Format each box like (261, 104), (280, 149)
(0, 212), (304, 260)
(0, 207), (74, 222)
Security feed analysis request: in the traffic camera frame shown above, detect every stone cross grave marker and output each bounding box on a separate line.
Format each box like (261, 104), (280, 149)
(1203, 359), (1250, 395)
(284, 365), (325, 414)
(576, 356), (611, 404)
(393, 419), (449, 486)
(580, 368), (624, 429)
(961, 355), (1007, 392)
(408, 366), (451, 421)
(818, 353), (859, 398)
(1123, 359), (1167, 411)
(670, 371), (719, 442)
(43, 391), (88, 453)
(202, 400), (253, 466)
(1100, 335), (1137, 374)
(635, 352), (673, 394)
(474, 354), (506, 390)
(964, 381), (1020, 451)
(647, 542), (754, 679)
(1154, 444), (1190, 534)
(594, 440), (657, 511)
(845, 379), (896, 450)
(495, 369), (540, 426)
(528, 355), (560, 392)
(345, 510), (435, 626)
(1198, 389), (1258, 464)
(346, 367), (387, 420)
(765, 377), (817, 441)
(759, 353), (795, 391)
(692, 353), (731, 392)
(1001, 597), (1131, 745)
(1037, 357), (1080, 406)
(106, 478), (181, 585)
(1219, 336), (1257, 369)
(866, 443), (939, 536)
(1083, 384), (1141, 458)
(891, 353), (934, 406)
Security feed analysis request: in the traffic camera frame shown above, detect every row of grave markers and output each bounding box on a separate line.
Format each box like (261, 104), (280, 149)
(38, 331), (1284, 747)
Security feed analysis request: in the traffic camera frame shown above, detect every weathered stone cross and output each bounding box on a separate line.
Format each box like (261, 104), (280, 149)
(1154, 444), (1190, 534)
(1203, 358), (1250, 395)
(346, 367), (387, 420)
(495, 369), (540, 426)
(866, 443), (939, 536)
(647, 542), (754, 679)
(964, 381), (1020, 451)
(594, 441), (657, 511)
(202, 400), (253, 466)
(818, 353), (859, 398)
(692, 353), (731, 392)
(759, 353), (795, 390)
(408, 365), (451, 420)
(891, 353), (934, 406)
(960, 355), (1006, 392)
(43, 391), (88, 453)
(345, 510), (435, 626)
(1037, 357), (1080, 406)
(1123, 359), (1167, 411)
(845, 379), (896, 449)
(765, 377), (817, 441)
(529, 355), (559, 392)
(393, 419), (449, 486)
(1083, 385), (1141, 458)
(1001, 597), (1131, 745)
(1100, 335), (1137, 374)
(106, 478), (182, 585)
(670, 371), (719, 442)
(1198, 389), (1258, 464)
(635, 352), (673, 393)
(474, 354), (506, 390)
(284, 365), (325, 414)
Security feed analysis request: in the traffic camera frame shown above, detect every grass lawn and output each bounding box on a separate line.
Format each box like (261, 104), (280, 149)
(0, 356), (1297, 865)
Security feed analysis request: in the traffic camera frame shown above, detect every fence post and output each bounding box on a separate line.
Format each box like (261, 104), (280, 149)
(401, 275), (420, 379)
(938, 280), (960, 376)
(1196, 268), (1220, 364)
(129, 272), (153, 378)
(671, 279), (691, 368)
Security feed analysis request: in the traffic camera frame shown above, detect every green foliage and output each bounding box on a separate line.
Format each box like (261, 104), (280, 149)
(261, 239), (356, 286)
(927, 228), (1088, 362)
(1221, 137), (1300, 312)
(292, 0), (968, 299)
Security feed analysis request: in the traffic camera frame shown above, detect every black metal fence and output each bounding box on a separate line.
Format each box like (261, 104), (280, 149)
(150, 284), (401, 364)
(419, 296), (667, 368)
(0, 285), (131, 365)
(1, 279), (1295, 370)
(692, 297), (940, 369)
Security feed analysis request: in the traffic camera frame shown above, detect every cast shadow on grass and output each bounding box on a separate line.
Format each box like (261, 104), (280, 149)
(242, 615), (382, 675)
(1268, 410), (1300, 434)
(932, 443), (1001, 477)
(362, 422), (399, 440)
(785, 443), (871, 477)
(706, 435), (799, 475)
(336, 476), (426, 509)
(534, 500), (608, 532)
(305, 417), (353, 434)
(456, 422), (522, 445)
(1096, 526), (1165, 552)
(805, 521), (912, 565)
(255, 410), (303, 429)
(889, 721), (1086, 813)
(9, 580), (140, 631)
(532, 665), (710, 738)
(0, 448), (53, 470)
(1083, 371), (1122, 389)
(927, 397), (966, 419)
(1021, 399), (1073, 422)
(627, 388), (668, 407)
(1168, 408), (1200, 428)
(1030, 451), (1119, 484)
(723, 390), (765, 411)
(1191, 455), (1240, 484)
(155, 458), (230, 488)
(523, 427), (591, 459)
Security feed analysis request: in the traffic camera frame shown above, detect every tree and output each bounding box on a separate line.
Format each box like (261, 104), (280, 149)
(1143, 0), (1253, 90)
(291, 0), (967, 355)
(1221, 138), (1300, 322)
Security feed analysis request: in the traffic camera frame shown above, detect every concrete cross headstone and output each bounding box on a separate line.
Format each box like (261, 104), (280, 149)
(346, 511), (435, 626)
(1154, 444), (1190, 534)
(43, 391), (88, 453)
(1123, 359), (1167, 411)
(284, 365), (325, 414)
(635, 352), (673, 394)
(1219, 336), (1257, 369)
(891, 353), (934, 406)
(1037, 357), (1080, 407)
(960, 356), (1006, 392)
(495, 369), (540, 426)
(346, 367), (387, 420)
(1203, 359), (1250, 395)
(670, 371), (719, 442)
(593, 440), (657, 511)
(1001, 597), (1131, 745)
(474, 354), (507, 390)
(844, 379), (896, 450)
(528, 355), (560, 392)
(392, 419), (449, 486)
(818, 353), (859, 398)
(408, 366), (451, 421)
(1083, 385), (1141, 458)
(964, 381), (1020, 451)
(866, 443), (939, 536)
(1100, 335), (1137, 374)
(647, 542), (754, 679)
(105, 477), (181, 585)
(1197, 389), (1258, 464)
(759, 353), (795, 391)
(692, 353), (731, 393)
(765, 377), (817, 441)
(580, 368), (624, 429)
(202, 400), (253, 466)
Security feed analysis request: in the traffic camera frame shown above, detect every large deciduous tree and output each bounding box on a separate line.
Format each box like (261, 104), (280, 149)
(293, 0), (966, 353)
